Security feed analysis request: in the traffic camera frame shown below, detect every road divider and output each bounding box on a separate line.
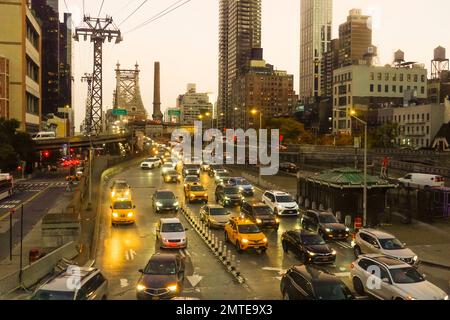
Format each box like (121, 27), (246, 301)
(179, 206), (245, 284)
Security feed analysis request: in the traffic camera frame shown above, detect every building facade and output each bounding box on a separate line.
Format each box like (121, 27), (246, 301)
(218, 0), (262, 130)
(177, 84), (213, 126)
(0, 0), (42, 132)
(0, 56), (9, 119)
(377, 102), (450, 148)
(333, 63), (428, 133)
(234, 57), (296, 129)
(299, 0), (332, 105)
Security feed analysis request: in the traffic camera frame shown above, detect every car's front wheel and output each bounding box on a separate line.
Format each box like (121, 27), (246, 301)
(283, 291), (290, 300)
(352, 277), (365, 295)
(236, 241), (243, 253)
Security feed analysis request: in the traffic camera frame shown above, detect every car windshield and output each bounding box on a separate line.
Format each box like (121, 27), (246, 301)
(301, 235), (326, 245)
(319, 214), (339, 224)
(156, 192), (175, 200)
(276, 195), (294, 203)
(238, 224), (261, 234)
(32, 290), (75, 300)
(224, 187), (239, 194)
(190, 186), (205, 192)
(235, 179), (250, 186)
(113, 201), (132, 210)
(161, 223), (184, 233)
(254, 206), (273, 216)
(163, 164), (173, 168)
(379, 238), (405, 250)
(113, 182), (128, 190)
(211, 165), (223, 170)
(210, 208), (228, 216)
(390, 267), (425, 284)
(167, 170), (179, 175)
(185, 177), (199, 183)
(314, 283), (353, 300)
(144, 260), (177, 275)
(218, 173), (230, 178)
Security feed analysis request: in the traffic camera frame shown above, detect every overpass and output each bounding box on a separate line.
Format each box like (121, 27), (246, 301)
(33, 133), (132, 151)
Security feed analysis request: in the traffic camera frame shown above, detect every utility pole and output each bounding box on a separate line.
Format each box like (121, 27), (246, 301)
(74, 16), (122, 135)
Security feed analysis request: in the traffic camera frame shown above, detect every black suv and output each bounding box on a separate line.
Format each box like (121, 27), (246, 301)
(279, 162), (298, 173)
(136, 253), (185, 300)
(241, 201), (279, 230)
(152, 190), (180, 213)
(281, 229), (336, 264)
(215, 184), (243, 207)
(301, 210), (349, 240)
(280, 265), (354, 300)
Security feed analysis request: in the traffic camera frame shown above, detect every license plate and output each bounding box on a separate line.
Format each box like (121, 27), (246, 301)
(152, 297), (160, 300)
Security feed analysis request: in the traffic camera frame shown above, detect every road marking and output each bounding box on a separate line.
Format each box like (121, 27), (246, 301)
(120, 279), (129, 288)
(187, 275), (203, 288)
(125, 249), (137, 261)
(262, 267), (283, 272)
(179, 249), (186, 259)
(334, 272), (351, 278)
(0, 185), (51, 221)
(336, 241), (353, 249)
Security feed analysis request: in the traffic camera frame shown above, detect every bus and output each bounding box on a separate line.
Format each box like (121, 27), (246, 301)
(32, 132), (56, 140)
(0, 174), (13, 201)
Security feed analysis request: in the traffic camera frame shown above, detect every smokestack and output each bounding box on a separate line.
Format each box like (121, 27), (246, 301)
(153, 61), (163, 122)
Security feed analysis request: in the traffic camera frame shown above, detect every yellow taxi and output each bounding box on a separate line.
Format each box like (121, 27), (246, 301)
(110, 200), (136, 226)
(110, 180), (131, 202)
(224, 217), (268, 253)
(184, 183), (208, 204)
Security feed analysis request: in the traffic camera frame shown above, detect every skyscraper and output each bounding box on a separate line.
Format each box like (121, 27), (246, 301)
(300, 0), (332, 105)
(218, 0), (262, 129)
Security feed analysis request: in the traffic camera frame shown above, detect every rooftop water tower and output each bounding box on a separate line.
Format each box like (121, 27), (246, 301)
(431, 46), (449, 80)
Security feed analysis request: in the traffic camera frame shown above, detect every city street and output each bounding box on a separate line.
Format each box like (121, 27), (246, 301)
(94, 162), (450, 300)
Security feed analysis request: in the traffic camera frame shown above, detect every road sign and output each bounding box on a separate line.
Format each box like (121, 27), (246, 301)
(112, 109), (128, 116)
(168, 109), (181, 117)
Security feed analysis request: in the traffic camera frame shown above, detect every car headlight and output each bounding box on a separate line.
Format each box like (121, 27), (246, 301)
(112, 212), (119, 218)
(444, 295), (448, 300)
(345, 227), (350, 232)
(203, 193), (208, 197)
(263, 238), (268, 243)
(331, 250), (337, 255)
(111, 191), (115, 197)
(196, 170), (200, 174)
(224, 196), (230, 200)
(156, 202), (163, 207)
(256, 219), (262, 224)
(275, 218), (280, 223)
(125, 191), (130, 196)
(406, 295), (416, 300)
(239, 187), (244, 191)
(241, 239), (249, 244)
(325, 228), (332, 233)
(127, 212), (134, 218)
(413, 255), (418, 262)
(167, 284), (178, 292)
(174, 201), (179, 206)
(137, 284), (146, 292)
(308, 251), (316, 256)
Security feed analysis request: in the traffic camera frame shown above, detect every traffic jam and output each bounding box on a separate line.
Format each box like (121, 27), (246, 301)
(30, 139), (449, 301)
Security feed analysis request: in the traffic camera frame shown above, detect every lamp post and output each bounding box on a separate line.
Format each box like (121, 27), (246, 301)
(250, 108), (262, 130)
(350, 110), (368, 227)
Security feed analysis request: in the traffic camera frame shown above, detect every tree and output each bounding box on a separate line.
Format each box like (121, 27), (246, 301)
(265, 118), (315, 144)
(0, 118), (36, 172)
(368, 123), (399, 148)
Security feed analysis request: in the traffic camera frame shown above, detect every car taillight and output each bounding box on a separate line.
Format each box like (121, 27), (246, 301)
(350, 263), (355, 269)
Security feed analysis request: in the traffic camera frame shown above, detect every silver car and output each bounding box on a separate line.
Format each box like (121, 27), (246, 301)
(200, 204), (231, 228)
(351, 254), (448, 300)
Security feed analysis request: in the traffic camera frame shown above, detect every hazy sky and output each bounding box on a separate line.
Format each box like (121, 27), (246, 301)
(60, 0), (450, 129)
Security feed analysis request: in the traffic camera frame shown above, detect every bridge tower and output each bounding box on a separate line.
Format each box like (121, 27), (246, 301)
(81, 73), (93, 134)
(74, 16), (122, 135)
(113, 62), (147, 121)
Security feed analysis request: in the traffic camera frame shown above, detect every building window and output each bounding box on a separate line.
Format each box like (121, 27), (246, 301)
(26, 93), (39, 115)
(414, 74), (418, 82)
(400, 85), (403, 93)
(392, 85), (397, 92)
(377, 73), (382, 81)
(370, 72), (374, 80)
(385, 85), (389, 93)
(393, 74), (397, 81)
(427, 113), (430, 121)
(370, 84), (374, 92)
(348, 84), (351, 93)
(421, 75), (426, 82)
(385, 73), (389, 81)
(400, 74), (404, 81)
(26, 20), (39, 50)
(421, 87), (425, 94)
(26, 57), (39, 83)
(378, 85), (382, 92)
(427, 126), (430, 134)
(407, 74), (411, 82)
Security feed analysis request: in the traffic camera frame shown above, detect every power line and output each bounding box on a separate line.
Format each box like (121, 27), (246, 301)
(125, 0), (192, 34)
(98, 0), (105, 16)
(118, 0), (151, 27)
(112, 0), (139, 17)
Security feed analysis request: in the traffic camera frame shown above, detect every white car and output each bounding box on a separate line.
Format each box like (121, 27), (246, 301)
(398, 173), (444, 189)
(351, 254), (448, 300)
(156, 218), (188, 249)
(162, 163), (176, 174)
(140, 157), (162, 170)
(352, 229), (419, 266)
(262, 190), (299, 216)
(31, 266), (108, 300)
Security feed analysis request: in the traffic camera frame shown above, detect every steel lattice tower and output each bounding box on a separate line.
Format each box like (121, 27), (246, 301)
(81, 73), (93, 134)
(74, 16), (122, 135)
(114, 62), (147, 120)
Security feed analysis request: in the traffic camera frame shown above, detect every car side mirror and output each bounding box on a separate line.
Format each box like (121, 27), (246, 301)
(422, 274), (427, 279)
(403, 243), (407, 246)
(138, 269), (144, 274)
(374, 244), (380, 249)
(110, 206), (112, 209)
(382, 278), (390, 284)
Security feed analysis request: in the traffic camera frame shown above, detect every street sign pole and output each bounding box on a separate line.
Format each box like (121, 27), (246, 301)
(19, 205), (24, 284)
(9, 209), (13, 261)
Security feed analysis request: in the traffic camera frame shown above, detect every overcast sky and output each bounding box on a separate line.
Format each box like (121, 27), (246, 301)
(60, 0), (449, 129)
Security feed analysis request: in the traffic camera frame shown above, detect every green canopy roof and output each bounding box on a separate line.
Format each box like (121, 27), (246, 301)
(307, 167), (395, 189)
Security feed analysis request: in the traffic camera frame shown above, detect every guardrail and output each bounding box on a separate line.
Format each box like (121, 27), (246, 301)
(0, 241), (79, 297)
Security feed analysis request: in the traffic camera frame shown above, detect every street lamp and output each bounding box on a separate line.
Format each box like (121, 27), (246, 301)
(350, 110), (368, 227)
(250, 108), (262, 130)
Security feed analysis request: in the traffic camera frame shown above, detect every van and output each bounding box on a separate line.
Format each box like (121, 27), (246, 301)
(398, 173), (445, 189)
(32, 132), (56, 140)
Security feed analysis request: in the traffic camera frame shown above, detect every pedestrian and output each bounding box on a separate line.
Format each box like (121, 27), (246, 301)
(380, 156), (390, 179)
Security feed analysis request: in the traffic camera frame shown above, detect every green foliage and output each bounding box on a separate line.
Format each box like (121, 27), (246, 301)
(0, 118), (36, 172)
(265, 118), (314, 144)
(368, 123), (399, 148)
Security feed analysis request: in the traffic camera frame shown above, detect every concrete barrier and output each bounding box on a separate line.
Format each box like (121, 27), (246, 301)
(0, 241), (79, 296)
